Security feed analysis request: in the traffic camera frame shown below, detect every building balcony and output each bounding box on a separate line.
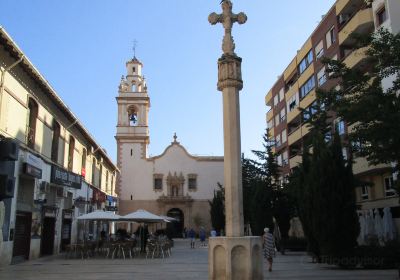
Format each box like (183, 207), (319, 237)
(267, 108), (274, 122)
(283, 58), (298, 81)
(116, 126), (148, 138)
(265, 90), (273, 106)
(289, 155), (302, 169)
(339, 8), (374, 46)
(352, 157), (391, 176)
(297, 64), (315, 88)
(336, 0), (366, 17)
(288, 124), (310, 146)
(285, 82), (298, 100)
(343, 47), (369, 69)
(287, 107), (301, 124)
(299, 89), (316, 109)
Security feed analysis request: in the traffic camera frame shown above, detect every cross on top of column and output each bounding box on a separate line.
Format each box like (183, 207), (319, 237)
(208, 0), (247, 56)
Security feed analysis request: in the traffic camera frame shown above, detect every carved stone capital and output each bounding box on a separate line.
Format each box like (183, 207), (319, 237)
(217, 54), (243, 91)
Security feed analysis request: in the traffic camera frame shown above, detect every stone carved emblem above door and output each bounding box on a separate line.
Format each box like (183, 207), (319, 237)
(167, 172), (185, 197)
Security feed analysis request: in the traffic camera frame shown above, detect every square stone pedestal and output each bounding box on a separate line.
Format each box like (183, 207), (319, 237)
(208, 236), (263, 280)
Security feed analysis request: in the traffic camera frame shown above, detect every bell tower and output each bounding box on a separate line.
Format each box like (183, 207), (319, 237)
(115, 56), (150, 194)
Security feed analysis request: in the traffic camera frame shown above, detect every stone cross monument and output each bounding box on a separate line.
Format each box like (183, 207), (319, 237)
(208, 1), (263, 279)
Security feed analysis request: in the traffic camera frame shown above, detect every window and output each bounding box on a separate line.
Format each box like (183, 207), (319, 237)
(282, 129), (287, 144)
(282, 151), (288, 166)
(384, 176), (396, 197)
(326, 26), (336, 49)
(273, 95), (279, 107)
(276, 154), (282, 166)
(133, 67), (136, 73)
(275, 134), (281, 147)
(267, 120), (274, 130)
(279, 88), (285, 102)
(287, 93), (298, 112)
(342, 148), (348, 161)
(279, 108), (286, 122)
(99, 164), (103, 189)
(377, 6), (387, 26)
(299, 50), (313, 74)
(336, 119), (345, 135)
(27, 98), (38, 149)
(188, 174), (197, 190)
(68, 136), (75, 171)
(51, 120), (60, 162)
(317, 67), (327, 86)
(300, 76), (315, 99)
(275, 114), (280, 126)
(92, 158), (96, 185)
(154, 174), (163, 190)
(111, 175), (114, 195)
(361, 185), (369, 200)
(106, 170), (109, 193)
(129, 112), (138, 126)
(315, 40), (324, 59)
(81, 148), (87, 177)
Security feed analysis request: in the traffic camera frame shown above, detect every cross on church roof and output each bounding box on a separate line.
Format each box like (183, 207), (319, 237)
(132, 39), (138, 58)
(173, 133), (178, 143)
(208, 0), (247, 55)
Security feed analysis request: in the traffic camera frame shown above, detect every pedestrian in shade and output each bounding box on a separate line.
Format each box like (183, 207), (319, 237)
(263, 227), (276, 272)
(188, 228), (196, 249)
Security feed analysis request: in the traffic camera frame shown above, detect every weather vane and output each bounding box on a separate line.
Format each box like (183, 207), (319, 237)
(132, 39), (138, 57)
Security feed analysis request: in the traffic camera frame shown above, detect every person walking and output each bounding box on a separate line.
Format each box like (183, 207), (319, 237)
(199, 227), (206, 247)
(188, 228), (196, 249)
(263, 227), (276, 272)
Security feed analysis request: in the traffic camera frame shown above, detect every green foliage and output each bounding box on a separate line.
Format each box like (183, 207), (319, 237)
(242, 155), (258, 224)
(289, 100), (359, 259)
(318, 28), (400, 175)
(208, 182), (225, 232)
(247, 130), (276, 235)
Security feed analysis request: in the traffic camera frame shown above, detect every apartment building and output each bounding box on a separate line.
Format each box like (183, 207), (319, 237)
(0, 27), (118, 265)
(265, 0), (399, 228)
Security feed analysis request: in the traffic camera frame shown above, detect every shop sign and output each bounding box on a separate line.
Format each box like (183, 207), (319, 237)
(105, 206), (118, 212)
(51, 165), (81, 189)
(23, 162), (42, 179)
(23, 152), (42, 178)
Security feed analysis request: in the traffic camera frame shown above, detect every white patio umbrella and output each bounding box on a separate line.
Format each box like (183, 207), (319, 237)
(77, 211), (122, 242)
(383, 207), (396, 241)
(77, 210), (122, 220)
(357, 210), (366, 245)
(373, 208), (384, 244)
(159, 215), (178, 223)
(365, 209), (375, 238)
(121, 209), (165, 223)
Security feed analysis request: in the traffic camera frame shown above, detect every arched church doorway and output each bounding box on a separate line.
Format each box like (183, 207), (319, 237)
(166, 208), (184, 238)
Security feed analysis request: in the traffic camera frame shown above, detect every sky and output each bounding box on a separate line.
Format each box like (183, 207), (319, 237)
(0, 0), (336, 162)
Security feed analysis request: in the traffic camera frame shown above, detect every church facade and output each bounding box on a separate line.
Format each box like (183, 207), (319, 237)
(115, 57), (224, 236)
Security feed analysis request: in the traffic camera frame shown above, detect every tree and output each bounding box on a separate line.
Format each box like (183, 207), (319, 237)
(249, 129), (279, 236)
(289, 101), (359, 260)
(209, 183), (225, 233)
(242, 155), (258, 225)
(319, 28), (400, 193)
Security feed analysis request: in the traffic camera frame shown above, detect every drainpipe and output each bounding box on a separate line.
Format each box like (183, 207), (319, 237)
(0, 55), (25, 125)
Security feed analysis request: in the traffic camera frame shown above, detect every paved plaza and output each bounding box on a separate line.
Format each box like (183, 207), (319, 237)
(0, 239), (397, 280)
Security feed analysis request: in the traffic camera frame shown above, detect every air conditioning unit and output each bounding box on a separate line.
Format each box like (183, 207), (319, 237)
(0, 138), (19, 161)
(0, 174), (15, 198)
(40, 181), (50, 193)
(63, 189), (68, 198)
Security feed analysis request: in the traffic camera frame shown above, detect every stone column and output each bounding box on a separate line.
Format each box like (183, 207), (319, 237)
(218, 54), (244, 238)
(208, 2), (263, 279)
